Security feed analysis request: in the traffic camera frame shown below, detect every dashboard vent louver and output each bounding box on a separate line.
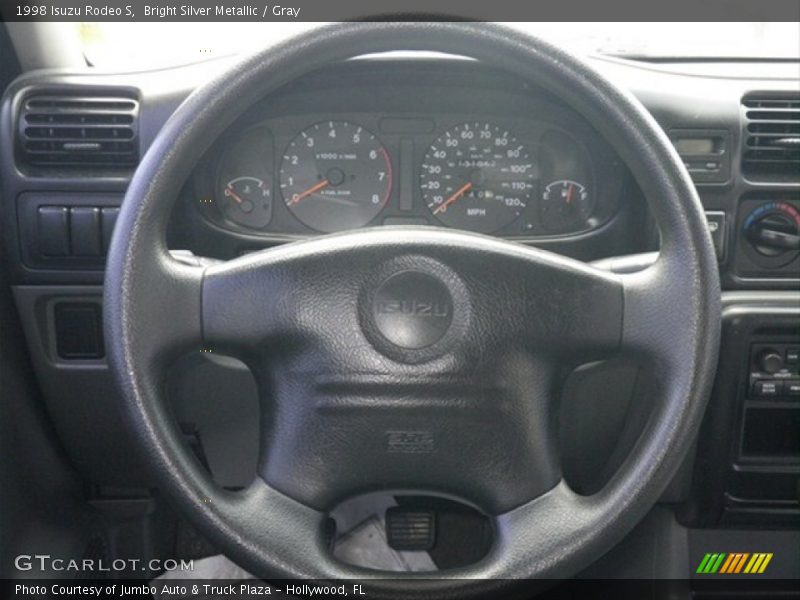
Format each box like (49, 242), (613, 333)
(742, 95), (800, 179)
(18, 95), (139, 168)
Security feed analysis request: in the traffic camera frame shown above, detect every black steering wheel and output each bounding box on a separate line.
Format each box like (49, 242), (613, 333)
(105, 22), (720, 595)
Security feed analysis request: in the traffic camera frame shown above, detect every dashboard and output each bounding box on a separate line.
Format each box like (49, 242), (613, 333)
(188, 61), (627, 244)
(3, 57), (798, 285)
(1, 47), (798, 549)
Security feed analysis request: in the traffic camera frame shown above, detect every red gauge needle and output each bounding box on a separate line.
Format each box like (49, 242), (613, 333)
(288, 179), (330, 206)
(434, 182), (473, 215)
(224, 187), (245, 204)
(565, 183), (574, 205)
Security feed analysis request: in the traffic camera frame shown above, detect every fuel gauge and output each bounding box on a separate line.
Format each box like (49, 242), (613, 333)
(540, 180), (593, 232)
(221, 176), (273, 229)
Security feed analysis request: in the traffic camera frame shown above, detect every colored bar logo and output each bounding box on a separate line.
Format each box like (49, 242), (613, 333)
(696, 553), (773, 574)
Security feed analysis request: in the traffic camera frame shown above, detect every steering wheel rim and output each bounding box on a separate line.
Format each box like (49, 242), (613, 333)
(105, 21), (720, 594)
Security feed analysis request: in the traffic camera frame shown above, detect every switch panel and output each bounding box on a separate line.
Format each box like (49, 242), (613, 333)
(18, 193), (122, 270)
(749, 342), (800, 400)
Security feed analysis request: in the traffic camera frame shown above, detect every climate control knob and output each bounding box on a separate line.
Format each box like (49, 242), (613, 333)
(741, 201), (800, 269)
(747, 213), (800, 257)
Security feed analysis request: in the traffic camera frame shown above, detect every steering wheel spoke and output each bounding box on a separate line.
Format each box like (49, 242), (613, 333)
(214, 477), (334, 578)
(105, 249), (204, 372)
(201, 245), (312, 357)
(618, 256), (706, 369)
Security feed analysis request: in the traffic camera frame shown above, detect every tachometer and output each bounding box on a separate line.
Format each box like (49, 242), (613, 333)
(279, 121), (392, 232)
(420, 122), (535, 233)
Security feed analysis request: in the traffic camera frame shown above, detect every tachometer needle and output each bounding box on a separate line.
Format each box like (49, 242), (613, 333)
(288, 179), (330, 206)
(224, 187), (244, 204)
(434, 182), (473, 215)
(565, 184), (574, 205)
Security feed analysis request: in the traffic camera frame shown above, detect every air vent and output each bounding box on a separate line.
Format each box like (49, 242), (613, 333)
(18, 94), (139, 168)
(742, 95), (800, 179)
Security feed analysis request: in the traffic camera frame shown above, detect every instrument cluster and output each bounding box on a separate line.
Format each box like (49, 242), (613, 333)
(193, 109), (625, 241)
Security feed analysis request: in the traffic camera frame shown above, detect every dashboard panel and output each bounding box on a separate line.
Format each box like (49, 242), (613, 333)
(189, 61), (628, 243)
(4, 56), (797, 288)
(2, 47), (799, 538)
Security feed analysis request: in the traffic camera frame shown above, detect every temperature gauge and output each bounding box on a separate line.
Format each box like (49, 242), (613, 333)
(220, 176), (273, 229)
(540, 180), (593, 232)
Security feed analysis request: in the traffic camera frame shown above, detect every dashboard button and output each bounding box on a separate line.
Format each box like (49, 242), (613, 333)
(785, 381), (800, 397)
(786, 348), (799, 365)
(753, 380), (782, 397)
(704, 211), (726, 260)
(101, 207), (120, 253)
(37, 206), (70, 257)
(70, 207), (101, 256)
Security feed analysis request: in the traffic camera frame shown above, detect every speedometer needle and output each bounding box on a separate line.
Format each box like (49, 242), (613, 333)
(434, 182), (473, 215)
(288, 179), (330, 206)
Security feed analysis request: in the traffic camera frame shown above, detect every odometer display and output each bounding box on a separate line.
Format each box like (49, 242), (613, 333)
(280, 121), (392, 232)
(421, 122), (535, 233)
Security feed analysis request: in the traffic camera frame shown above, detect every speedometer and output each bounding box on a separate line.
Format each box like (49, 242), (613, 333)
(420, 122), (535, 233)
(279, 121), (392, 233)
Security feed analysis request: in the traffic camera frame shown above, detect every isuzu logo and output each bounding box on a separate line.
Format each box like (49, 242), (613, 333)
(372, 271), (453, 349)
(376, 299), (450, 318)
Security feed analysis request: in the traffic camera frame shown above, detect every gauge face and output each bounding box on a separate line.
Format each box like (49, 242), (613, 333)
(220, 176), (273, 229)
(279, 121), (392, 232)
(540, 180), (593, 232)
(420, 122), (535, 233)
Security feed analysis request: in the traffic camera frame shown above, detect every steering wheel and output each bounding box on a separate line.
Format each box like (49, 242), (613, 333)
(105, 22), (720, 595)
